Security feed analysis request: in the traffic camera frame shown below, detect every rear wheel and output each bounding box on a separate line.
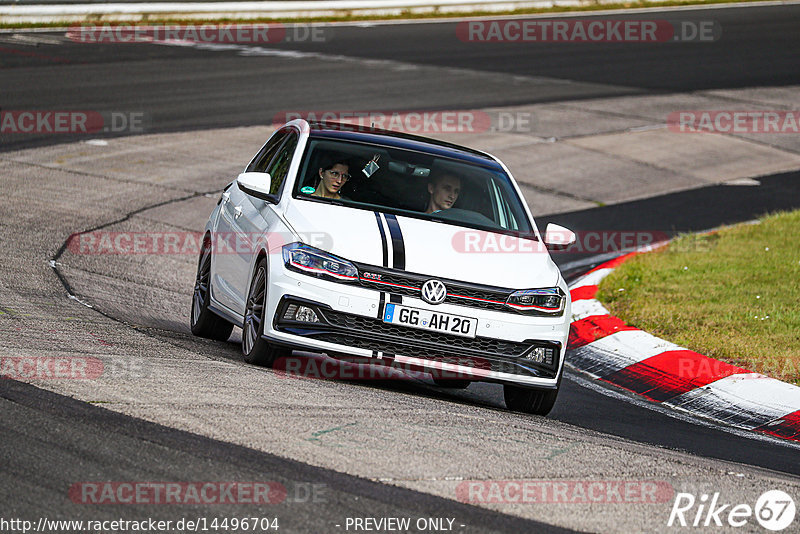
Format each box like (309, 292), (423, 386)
(242, 257), (290, 367)
(190, 236), (234, 341)
(503, 380), (560, 416)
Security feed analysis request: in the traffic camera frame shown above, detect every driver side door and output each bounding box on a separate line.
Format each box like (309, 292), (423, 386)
(212, 129), (290, 314)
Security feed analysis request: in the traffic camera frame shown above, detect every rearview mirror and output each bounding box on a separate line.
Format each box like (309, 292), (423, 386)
(237, 172), (274, 202)
(544, 223), (576, 251)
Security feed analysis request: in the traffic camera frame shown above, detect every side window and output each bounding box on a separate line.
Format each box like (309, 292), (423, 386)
(488, 179), (507, 228)
(265, 133), (299, 195)
(246, 130), (289, 173)
(488, 179), (520, 231)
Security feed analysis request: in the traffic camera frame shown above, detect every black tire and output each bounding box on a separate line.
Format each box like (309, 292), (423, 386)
(432, 378), (471, 389)
(503, 380), (560, 416)
(190, 236), (234, 341)
(242, 257), (290, 367)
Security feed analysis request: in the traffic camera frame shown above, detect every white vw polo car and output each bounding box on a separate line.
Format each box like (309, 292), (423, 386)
(191, 120), (575, 415)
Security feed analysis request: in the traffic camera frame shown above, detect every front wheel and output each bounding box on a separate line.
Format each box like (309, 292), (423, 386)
(503, 383), (560, 416)
(242, 257), (290, 367)
(190, 237), (234, 341)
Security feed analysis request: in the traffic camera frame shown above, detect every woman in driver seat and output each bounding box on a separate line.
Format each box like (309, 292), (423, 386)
(311, 156), (351, 200)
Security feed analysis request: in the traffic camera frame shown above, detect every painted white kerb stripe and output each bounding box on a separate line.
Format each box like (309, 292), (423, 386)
(665, 374), (798, 430)
(570, 299), (609, 322)
(667, 373), (800, 424)
(569, 329), (686, 378)
(587, 329), (685, 362)
(705, 373), (800, 414)
(570, 267), (614, 290)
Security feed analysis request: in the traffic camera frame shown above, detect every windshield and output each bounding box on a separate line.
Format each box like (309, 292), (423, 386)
(293, 138), (534, 235)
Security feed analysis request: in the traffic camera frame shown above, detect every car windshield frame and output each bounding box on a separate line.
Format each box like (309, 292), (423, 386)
(291, 136), (538, 240)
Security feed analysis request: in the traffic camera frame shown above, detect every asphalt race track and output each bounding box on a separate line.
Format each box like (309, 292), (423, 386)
(2, 4), (800, 533)
(3, 4), (800, 151)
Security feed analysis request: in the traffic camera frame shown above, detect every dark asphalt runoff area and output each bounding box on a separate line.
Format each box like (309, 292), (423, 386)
(2, 4), (800, 532)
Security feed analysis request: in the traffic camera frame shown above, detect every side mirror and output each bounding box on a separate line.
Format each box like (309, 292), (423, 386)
(544, 223), (576, 251)
(237, 172), (275, 202)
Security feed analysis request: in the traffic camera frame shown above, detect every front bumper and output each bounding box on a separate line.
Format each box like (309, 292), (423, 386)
(268, 299), (567, 388)
(262, 260), (569, 387)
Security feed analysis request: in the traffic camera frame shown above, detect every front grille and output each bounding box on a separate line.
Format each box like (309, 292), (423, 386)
(274, 297), (561, 379)
(296, 306), (560, 378)
(322, 308), (530, 356)
(354, 262), (513, 312)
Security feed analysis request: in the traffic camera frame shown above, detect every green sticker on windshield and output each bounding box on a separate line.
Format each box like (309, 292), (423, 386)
(300, 186), (316, 194)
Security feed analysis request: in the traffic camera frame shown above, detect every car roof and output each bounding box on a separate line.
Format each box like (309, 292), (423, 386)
(306, 121), (503, 170)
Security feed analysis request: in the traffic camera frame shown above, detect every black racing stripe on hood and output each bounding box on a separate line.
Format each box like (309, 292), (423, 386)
(384, 214), (406, 271)
(374, 212), (388, 267)
(374, 212), (389, 318)
(376, 293), (386, 319)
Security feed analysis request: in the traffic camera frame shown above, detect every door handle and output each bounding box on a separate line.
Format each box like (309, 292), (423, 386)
(234, 206), (243, 219)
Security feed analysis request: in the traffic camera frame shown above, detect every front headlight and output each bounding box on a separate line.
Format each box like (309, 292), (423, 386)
(282, 243), (358, 282)
(506, 288), (565, 315)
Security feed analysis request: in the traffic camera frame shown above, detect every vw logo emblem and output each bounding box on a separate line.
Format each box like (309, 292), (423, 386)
(421, 279), (447, 305)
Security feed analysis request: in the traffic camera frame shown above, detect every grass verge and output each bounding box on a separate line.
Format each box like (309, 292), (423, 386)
(597, 210), (800, 386)
(0, 0), (779, 29)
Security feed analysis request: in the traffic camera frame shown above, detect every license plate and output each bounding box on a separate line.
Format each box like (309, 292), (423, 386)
(382, 303), (477, 338)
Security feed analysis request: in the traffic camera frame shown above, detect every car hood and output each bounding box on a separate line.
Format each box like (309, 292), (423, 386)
(283, 200), (561, 289)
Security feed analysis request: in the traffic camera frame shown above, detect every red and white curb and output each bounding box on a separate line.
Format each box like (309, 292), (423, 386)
(567, 252), (800, 443)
